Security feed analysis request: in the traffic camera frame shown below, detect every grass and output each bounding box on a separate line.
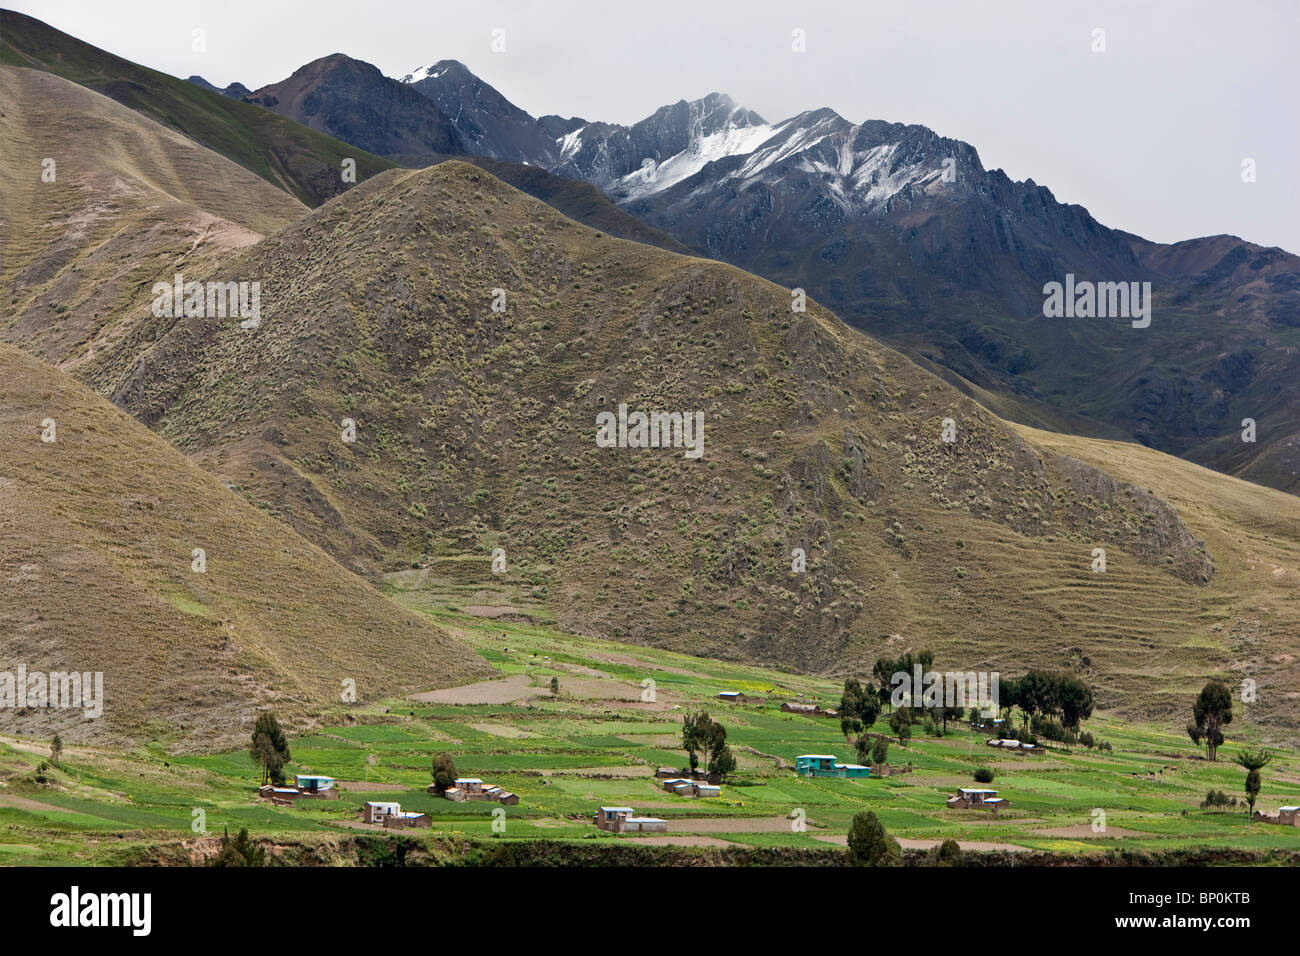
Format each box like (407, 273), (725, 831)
(1, 606), (1296, 865)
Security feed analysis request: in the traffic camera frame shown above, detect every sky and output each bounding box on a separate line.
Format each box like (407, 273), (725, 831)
(9, 0), (1298, 253)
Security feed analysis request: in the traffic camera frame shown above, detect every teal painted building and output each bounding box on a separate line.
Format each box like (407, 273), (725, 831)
(795, 754), (871, 778)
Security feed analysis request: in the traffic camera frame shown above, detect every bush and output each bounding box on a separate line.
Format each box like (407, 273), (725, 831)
(973, 766), (995, 784)
(935, 838), (963, 867)
(1201, 789), (1238, 809)
(846, 811), (902, 867)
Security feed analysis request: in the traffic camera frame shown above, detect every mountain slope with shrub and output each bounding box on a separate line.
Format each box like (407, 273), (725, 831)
(89, 161), (1298, 730)
(0, 341), (489, 748)
(0, 64), (306, 374)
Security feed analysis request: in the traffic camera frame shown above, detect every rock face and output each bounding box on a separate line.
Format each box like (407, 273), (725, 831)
(560, 98), (1300, 494)
(400, 60), (561, 166)
(245, 54), (465, 158)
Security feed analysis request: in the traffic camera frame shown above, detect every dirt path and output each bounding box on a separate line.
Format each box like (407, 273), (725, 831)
(670, 816), (800, 833)
(0, 792), (71, 814)
(409, 674), (537, 705)
(629, 835), (735, 848)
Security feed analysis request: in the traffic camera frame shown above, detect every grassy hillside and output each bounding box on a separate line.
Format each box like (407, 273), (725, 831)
(0, 65), (306, 371)
(405, 153), (695, 256)
(0, 9), (395, 206)
(0, 608), (1296, 865)
(0, 341), (490, 748)
(81, 161), (1277, 729)
(1009, 423), (1300, 732)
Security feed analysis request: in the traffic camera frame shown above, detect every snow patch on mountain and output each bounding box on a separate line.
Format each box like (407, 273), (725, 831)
(398, 64), (449, 84)
(612, 120), (778, 200)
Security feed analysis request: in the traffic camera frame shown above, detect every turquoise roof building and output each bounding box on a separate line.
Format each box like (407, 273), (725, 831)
(795, 754), (871, 778)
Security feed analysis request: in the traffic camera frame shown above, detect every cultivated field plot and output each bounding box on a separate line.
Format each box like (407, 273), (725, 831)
(1, 606), (1298, 865)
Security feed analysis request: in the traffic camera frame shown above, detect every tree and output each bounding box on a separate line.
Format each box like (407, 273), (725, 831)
(431, 752), (458, 793)
(999, 676), (1021, 723)
(974, 766), (995, 784)
(709, 741), (737, 780)
(839, 678), (880, 729)
(550, 676), (559, 696)
(871, 737), (889, 766)
(1017, 670), (1057, 726)
(249, 713), (291, 786)
(1057, 675), (1094, 731)
(889, 706), (912, 743)
(50, 734), (63, 767)
(1235, 749), (1273, 817)
(846, 811), (901, 866)
(935, 838), (962, 867)
(208, 827), (266, 867)
(683, 711), (728, 771)
(1187, 681), (1233, 761)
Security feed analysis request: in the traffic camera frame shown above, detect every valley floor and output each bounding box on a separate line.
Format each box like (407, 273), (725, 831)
(1, 604), (1298, 866)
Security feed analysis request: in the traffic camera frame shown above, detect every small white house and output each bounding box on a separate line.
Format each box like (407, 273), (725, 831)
(364, 801), (401, 824)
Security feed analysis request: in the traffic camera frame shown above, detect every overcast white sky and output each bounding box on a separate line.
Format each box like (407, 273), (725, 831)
(10, 0), (1299, 253)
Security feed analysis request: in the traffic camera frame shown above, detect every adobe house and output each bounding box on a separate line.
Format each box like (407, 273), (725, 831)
(364, 800), (401, 824)
(258, 785), (300, 805)
(1253, 806), (1300, 826)
(947, 788), (1009, 814)
(382, 810), (431, 829)
(718, 691), (747, 703)
(782, 702), (838, 718)
(295, 774), (340, 799)
(795, 755), (871, 779)
(436, 777), (519, 805)
(593, 806), (668, 834)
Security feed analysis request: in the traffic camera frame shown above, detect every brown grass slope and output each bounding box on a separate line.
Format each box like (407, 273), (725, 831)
(0, 65), (306, 373)
(0, 341), (489, 748)
(89, 162), (1290, 729)
(1010, 423), (1300, 731)
(0, 10), (395, 206)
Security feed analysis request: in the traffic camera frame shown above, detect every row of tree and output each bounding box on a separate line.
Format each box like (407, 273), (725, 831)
(836, 655), (1097, 736)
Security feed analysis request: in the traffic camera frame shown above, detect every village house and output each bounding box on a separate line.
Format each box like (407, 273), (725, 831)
(782, 702), (838, 718)
(257, 785), (301, 806)
(986, 738), (1036, 753)
(383, 810), (432, 829)
(433, 776), (518, 805)
(362, 800), (431, 828)
(257, 775), (339, 803)
(294, 774), (340, 799)
(1253, 806), (1300, 826)
(593, 806), (668, 834)
(363, 800), (401, 824)
(795, 754), (871, 779)
(717, 691), (747, 704)
(661, 777), (723, 798)
(947, 788), (1009, 814)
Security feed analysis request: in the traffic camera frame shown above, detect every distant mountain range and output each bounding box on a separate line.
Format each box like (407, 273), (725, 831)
(176, 45), (1300, 495)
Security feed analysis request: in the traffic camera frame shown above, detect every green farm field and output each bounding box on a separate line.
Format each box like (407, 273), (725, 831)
(1, 603), (1298, 866)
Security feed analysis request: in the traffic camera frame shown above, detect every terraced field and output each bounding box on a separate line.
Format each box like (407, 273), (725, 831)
(2, 605), (1298, 865)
